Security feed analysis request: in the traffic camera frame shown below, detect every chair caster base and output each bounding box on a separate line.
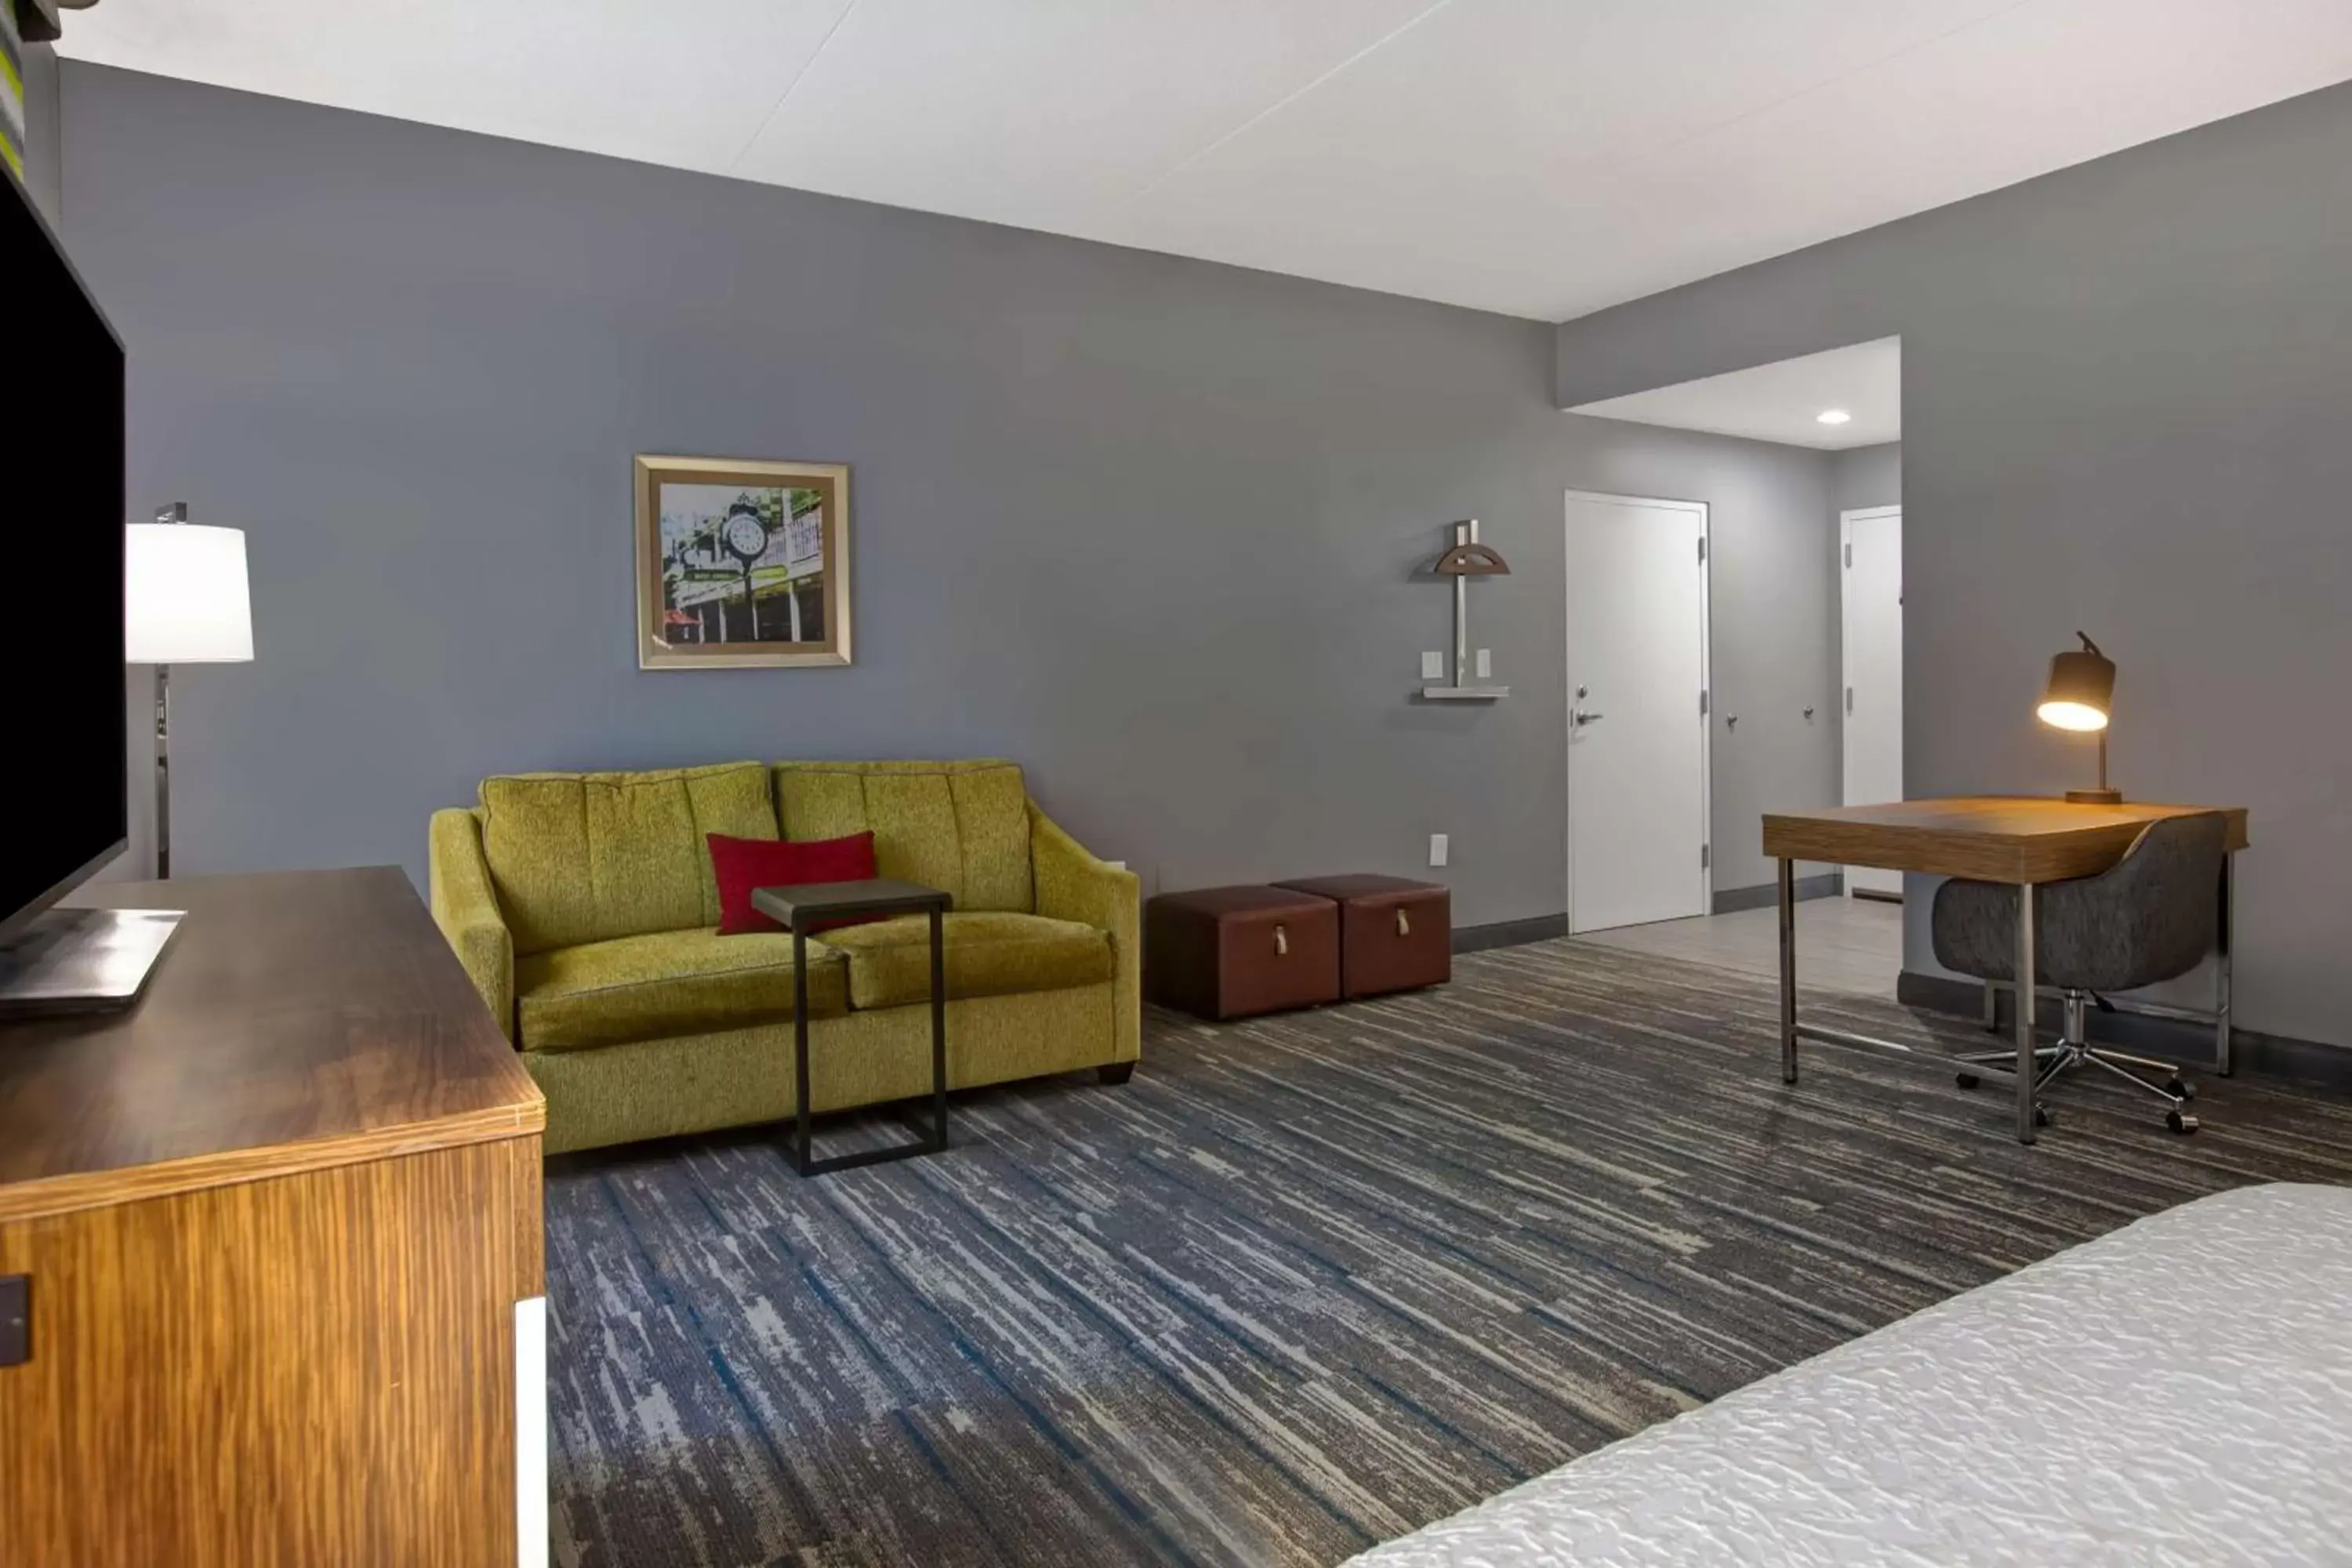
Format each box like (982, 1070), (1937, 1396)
(2165, 1076), (2194, 1100)
(2166, 1109), (2199, 1135)
(2034, 1103), (2052, 1129)
(1957, 1072), (1980, 1090)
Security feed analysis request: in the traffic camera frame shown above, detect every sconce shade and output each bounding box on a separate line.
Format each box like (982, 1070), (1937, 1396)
(1432, 542), (1512, 575)
(126, 522), (254, 663)
(2037, 634), (2114, 732)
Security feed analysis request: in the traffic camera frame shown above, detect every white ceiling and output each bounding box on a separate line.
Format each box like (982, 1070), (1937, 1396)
(1571, 336), (1900, 449)
(57, 1), (2352, 321)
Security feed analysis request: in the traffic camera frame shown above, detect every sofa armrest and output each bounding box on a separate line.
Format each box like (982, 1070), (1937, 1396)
(430, 807), (516, 1043)
(1029, 803), (1141, 1064)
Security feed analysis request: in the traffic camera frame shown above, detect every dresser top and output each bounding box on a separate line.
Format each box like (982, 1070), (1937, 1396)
(0, 866), (543, 1222)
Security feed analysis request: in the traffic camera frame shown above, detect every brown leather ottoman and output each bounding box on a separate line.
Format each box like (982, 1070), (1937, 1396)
(1145, 885), (1341, 1021)
(1273, 875), (1451, 999)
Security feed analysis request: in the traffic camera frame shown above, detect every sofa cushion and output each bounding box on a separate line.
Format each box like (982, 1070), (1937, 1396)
(819, 911), (1112, 1011)
(480, 763), (777, 953)
(517, 927), (848, 1053)
(773, 760), (1033, 914)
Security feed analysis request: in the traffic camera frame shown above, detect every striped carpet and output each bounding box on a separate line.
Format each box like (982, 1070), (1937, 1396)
(543, 938), (2352, 1567)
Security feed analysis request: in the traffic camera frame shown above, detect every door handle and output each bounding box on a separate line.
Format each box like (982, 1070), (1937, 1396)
(1573, 710), (1605, 726)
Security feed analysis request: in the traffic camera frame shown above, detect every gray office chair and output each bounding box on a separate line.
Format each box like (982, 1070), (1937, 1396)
(1932, 813), (2227, 1134)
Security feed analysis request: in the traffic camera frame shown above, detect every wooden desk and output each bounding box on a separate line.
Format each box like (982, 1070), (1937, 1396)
(0, 867), (546, 1566)
(1761, 799), (2248, 1143)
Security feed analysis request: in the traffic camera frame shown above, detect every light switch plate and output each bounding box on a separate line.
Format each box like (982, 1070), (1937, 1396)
(1475, 648), (1492, 680)
(1420, 651), (1445, 681)
(1428, 833), (1449, 868)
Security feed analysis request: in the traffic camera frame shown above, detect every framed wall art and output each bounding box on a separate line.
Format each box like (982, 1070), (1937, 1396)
(635, 454), (851, 670)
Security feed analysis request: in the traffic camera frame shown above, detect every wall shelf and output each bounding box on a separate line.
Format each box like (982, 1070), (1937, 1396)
(1420, 684), (1511, 701)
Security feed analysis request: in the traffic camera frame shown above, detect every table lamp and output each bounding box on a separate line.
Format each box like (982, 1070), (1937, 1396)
(126, 502), (254, 878)
(2036, 630), (2120, 805)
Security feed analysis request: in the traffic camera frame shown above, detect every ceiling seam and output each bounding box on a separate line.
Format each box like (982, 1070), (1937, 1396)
(1639, 0), (2045, 165)
(725, 0), (865, 172)
(1104, 0), (1465, 214)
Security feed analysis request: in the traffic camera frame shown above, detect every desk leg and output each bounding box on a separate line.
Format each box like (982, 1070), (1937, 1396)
(1777, 858), (1798, 1083)
(928, 906), (949, 1152)
(2015, 883), (2038, 1145)
(792, 928), (813, 1177)
(2215, 854), (2234, 1078)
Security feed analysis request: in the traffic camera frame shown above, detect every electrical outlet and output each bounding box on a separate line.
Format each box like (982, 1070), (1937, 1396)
(1428, 833), (1449, 868)
(1475, 648), (1492, 680)
(1420, 651), (1446, 681)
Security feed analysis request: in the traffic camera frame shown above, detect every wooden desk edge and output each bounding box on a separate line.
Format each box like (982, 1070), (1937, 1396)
(0, 1096), (546, 1226)
(1762, 804), (2248, 884)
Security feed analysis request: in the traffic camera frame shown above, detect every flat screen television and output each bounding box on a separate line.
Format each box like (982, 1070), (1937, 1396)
(1, 170), (129, 950)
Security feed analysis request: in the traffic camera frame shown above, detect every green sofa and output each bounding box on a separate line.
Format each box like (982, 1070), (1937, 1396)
(428, 759), (1140, 1156)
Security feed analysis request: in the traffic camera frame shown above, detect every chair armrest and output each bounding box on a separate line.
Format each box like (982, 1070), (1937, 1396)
(430, 807), (516, 1043)
(1029, 802), (1141, 1064)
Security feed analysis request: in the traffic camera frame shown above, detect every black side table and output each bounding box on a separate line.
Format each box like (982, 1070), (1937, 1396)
(752, 877), (953, 1177)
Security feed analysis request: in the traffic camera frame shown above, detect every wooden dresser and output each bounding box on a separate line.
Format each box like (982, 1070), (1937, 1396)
(0, 868), (547, 1566)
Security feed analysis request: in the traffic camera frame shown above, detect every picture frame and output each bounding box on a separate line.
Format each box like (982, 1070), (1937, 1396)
(634, 454), (852, 670)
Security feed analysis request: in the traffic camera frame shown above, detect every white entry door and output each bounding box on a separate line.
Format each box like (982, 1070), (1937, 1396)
(1841, 506), (1904, 897)
(1565, 492), (1710, 934)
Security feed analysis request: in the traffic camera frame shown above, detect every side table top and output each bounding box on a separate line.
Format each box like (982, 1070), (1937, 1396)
(753, 878), (952, 930)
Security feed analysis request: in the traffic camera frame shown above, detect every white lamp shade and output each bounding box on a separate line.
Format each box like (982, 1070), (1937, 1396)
(125, 522), (254, 663)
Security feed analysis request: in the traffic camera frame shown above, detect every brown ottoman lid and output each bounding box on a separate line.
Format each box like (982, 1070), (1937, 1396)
(1153, 884), (1334, 916)
(1274, 875), (1445, 902)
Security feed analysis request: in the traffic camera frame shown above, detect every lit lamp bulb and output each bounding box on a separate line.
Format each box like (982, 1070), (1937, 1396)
(2038, 632), (2120, 804)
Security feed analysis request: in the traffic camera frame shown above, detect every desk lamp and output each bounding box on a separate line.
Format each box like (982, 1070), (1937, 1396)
(2037, 630), (2121, 804)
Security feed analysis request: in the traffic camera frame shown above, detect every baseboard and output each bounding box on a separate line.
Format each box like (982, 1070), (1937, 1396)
(1712, 873), (1842, 915)
(1896, 969), (2352, 1092)
(1452, 913), (1569, 953)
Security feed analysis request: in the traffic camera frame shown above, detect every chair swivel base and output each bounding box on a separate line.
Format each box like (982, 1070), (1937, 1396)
(1954, 991), (2198, 1134)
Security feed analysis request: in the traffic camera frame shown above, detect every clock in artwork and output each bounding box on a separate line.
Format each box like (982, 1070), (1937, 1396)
(634, 454), (853, 670)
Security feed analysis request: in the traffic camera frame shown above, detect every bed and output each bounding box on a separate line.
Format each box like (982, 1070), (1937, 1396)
(1348, 1183), (2352, 1566)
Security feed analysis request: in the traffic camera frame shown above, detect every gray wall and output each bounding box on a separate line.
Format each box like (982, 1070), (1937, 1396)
(1557, 80), (2352, 1047)
(61, 64), (1846, 927)
(1831, 444), (1900, 515)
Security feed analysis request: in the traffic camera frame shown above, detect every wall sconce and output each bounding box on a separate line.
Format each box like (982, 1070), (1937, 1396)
(1421, 519), (1510, 701)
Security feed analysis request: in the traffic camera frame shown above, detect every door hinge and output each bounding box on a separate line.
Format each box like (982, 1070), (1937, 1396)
(1699, 688), (1709, 717)
(1844, 542), (1853, 568)
(1846, 685), (1855, 715)
(1697, 536), (1708, 565)
(1700, 844), (1711, 871)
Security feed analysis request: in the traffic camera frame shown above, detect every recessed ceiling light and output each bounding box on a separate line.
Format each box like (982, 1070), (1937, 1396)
(1817, 408), (1853, 426)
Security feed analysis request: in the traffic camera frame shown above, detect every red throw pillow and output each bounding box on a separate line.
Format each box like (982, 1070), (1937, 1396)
(707, 831), (881, 935)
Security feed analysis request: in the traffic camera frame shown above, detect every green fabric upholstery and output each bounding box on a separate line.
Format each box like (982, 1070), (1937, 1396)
(818, 911), (1112, 1010)
(478, 762), (776, 954)
(774, 760), (1033, 913)
(524, 983), (1118, 1155)
(430, 757), (1141, 1155)
(1031, 802), (1142, 1065)
(516, 926), (848, 1053)
(428, 807), (515, 1041)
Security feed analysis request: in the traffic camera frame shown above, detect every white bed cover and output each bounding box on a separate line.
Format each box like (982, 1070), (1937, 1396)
(1350, 1183), (2352, 1567)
